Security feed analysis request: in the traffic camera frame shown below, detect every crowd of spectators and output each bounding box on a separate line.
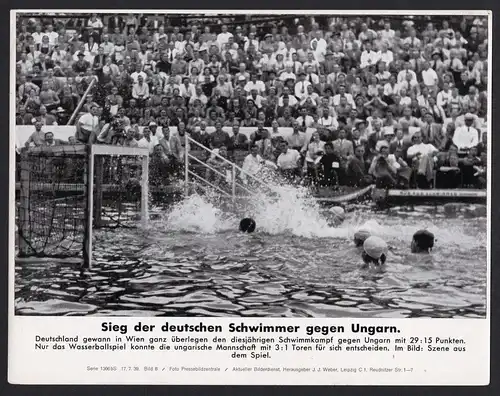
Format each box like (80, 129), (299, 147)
(16, 13), (488, 190)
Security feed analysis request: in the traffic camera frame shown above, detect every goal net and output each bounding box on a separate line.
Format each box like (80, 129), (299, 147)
(16, 144), (149, 267)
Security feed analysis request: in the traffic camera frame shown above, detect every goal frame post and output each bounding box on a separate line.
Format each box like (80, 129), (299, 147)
(85, 144), (150, 269)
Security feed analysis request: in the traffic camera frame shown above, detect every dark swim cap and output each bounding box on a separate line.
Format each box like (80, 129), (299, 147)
(239, 218), (256, 233)
(412, 230), (435, 251)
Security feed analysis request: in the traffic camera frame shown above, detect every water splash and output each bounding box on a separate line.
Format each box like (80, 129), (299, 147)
(161, 194), (236, 234)
(148, 175), (485, 251)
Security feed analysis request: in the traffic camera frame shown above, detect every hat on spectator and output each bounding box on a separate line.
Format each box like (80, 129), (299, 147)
(56, 107), (65, 113)
(77, 52), (85, 57)
(325, 50), (333, 56)
(376, 140), (390, 151)
(149, 122), (157, 127)
(383, 127), (395, 136)
(465, 113), (474, 120)
(238, 75), (246, 81)
(264, 33), (272, 39)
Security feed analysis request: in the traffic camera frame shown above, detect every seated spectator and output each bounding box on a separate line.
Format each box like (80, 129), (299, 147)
(369, 141), (401, 188)
(436, 144), (462, 188)
(302, 131), (325, 184)
(406, 131), (439, 188)
(316, 142), (341, 187)
(453, 113), (479, 153)
(346, 144), (373, 187)
(459, 146), (482, 187)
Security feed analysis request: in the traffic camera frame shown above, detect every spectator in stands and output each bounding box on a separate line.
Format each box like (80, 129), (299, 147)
(76, 104), (99, 143)
(277, 140), (302, 183)
(14, 13), (488, 192)
(24, 121), (46, 147)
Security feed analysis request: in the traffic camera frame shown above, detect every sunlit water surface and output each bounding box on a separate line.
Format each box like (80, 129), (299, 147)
(15, 184), (487, 319)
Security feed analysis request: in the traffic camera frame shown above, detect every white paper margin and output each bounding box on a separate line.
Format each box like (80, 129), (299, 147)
(8, 9), (492, 386)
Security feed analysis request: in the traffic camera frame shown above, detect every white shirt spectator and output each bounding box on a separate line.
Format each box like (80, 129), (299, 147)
(378, 50), (394, 66)
(300, 92), (320, 106)
(332, 93), (356, 108)
(88, 17), (104, 29)
(45, 31), (59, 46)
(137, 135), (159, 154)
(296, 115), (314, 128)
(407, 142), (438, 158)
(403, 36), (421, 48)
(217, 32), (233, 48)
(179, 83), (196, 98)
(421, 68), (439, 88)
(360, 50), (381, 68)
(383, 82), (398, 96)
(417, 95), (431, 109)
(453, 125), (479, 150)
(305, 73), (320, 85)
(280, 71), (296, 81)
(31, 32), (44, 45)
(132, 82), (150, 99)
(78, 112), (99, 131)
(294, 80), (311, 99)
(244, 80), (266, 95)
(379, 29), (395, 43)
(317, 115), (339, 129)
(277, 149), (301, 170)
(397, 69), (417, 84)
(437, 89), (453, 108)
(50, 50), (67, 63)
(243, 38), (259, 52)
(130, 71), (148, 84)
(246, 95), (264, 108)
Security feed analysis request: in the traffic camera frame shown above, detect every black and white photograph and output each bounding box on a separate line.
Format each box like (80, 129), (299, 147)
(13, 11), (489, 319)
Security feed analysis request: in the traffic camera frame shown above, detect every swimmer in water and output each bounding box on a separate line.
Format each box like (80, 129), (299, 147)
(326, 206), (345, 226)
(353, 229), (371, 247)
(411, 230), (435, 253)
(239, 218), (256, 233)
(361, 236), (388, 268)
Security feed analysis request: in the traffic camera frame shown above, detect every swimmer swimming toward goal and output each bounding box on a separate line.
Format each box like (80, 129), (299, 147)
(411, 230), (435, 253)
(361, 236), (388, 268)
(353, 229), (371, 247)
(239, 218), (256, 233)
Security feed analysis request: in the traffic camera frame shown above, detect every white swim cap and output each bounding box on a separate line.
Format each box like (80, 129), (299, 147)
(363, 236), (388, 260)
(329, 206), (345, 222)
(354, 229), (371, 243)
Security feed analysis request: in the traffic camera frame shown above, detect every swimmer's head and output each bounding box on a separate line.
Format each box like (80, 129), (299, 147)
(411, 230), (435, 253)
(327, 206), (345, 226)
(239, 218), (256, 233)
(362, 236), (388, 266)
(354, 229), (371, 247)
